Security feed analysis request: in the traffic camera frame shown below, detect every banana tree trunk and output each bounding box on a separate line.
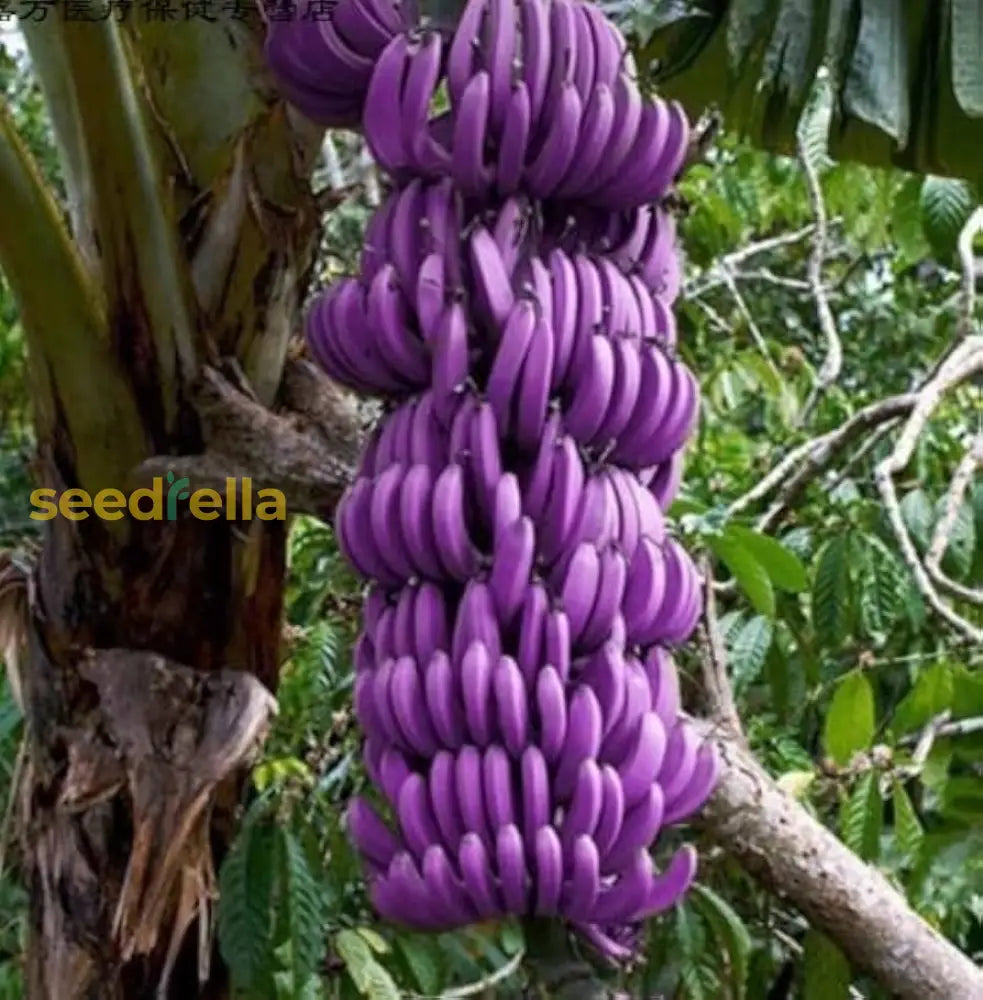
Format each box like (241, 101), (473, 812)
(1, 12), (328, 997)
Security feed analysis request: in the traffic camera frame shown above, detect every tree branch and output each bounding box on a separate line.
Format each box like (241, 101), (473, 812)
(724, 393), (916, 522)
(796, 134), (841, 425)
(923, 435), (983, 606)
(686, 564), (983, 998)
(956, 206), (983, 340)
(718, 264), (782, 380)
(683, 222), (821, 299)
(128, 361), (363, 520)
(898, 713), (983, 748)
(696, 724), (983, 1000)
(696, 557), (743, 740)
(874, 336), (983, 644)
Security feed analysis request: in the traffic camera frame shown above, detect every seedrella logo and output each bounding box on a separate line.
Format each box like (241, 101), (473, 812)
(30, 473), (287, 522)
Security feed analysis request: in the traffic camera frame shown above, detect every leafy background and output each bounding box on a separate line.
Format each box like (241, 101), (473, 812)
(1, 11), (983, 999)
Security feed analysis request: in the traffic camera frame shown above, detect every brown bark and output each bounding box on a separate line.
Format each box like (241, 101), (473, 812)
(4, 12), (331, 998)
(22, 455), (289, 999)
(698, 725), (983, 1000)
(129, 361), (365, 523)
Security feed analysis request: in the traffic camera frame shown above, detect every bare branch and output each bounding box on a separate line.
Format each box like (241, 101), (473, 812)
(735, 268), (812, 292)
(956, 206), (983, 339)
(724, 393), (916, 521)
(924, 435), (983, 605)
(920, 207), (983, 386)
(796, 133), (841, 425)
(696, 559), (743, 741)
(690, 297), (733, 335)
(910, 711), (951, 769)
(822, 419), (902, 495)
(874, 337), (983, 644)
(719, 265), (782, 379)
(897, 712), (983, 751)
(684, 222), (820, 299)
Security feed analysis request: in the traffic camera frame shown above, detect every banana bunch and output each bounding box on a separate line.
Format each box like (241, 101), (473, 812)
(361, 0), (689, 207)
(308, 185), (688, 454)
(349, 648), (715, 941)
(355, 183), (682, 321)
(264, 0), (417, 127)
(266, 0), (717, 960)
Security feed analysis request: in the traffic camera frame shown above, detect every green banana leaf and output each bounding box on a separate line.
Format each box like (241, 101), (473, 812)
(626, 0), (983, 182)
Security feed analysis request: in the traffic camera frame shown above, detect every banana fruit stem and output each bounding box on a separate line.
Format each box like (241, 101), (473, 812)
(522, 920), (620, 1000)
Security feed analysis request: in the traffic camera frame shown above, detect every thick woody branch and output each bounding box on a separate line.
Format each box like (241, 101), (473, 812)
(696, 726), (983, 1000)
(687, 565), (983, 1000)
(129, 361), (364, 520)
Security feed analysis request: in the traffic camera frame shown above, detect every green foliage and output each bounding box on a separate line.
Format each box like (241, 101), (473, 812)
(334, 929), (400, 1000)
(856, 532), (910, 642)
(0, 681), (25, 999)
(727, 526), (809, 593)
(689, 885), (752, 999)
(279, 830), (329, 996)
(217, 813), (329, 1000)
(728, 615), (773, 693)
(891, 661), (954, 734)
(225, 122), (983, 997)
(218, 821), (277, 988)
(709, 524), (808, 620)
(801, 930), (851, 999)
(920, 176), (976, 260)
(711, 531), (776, 617)
(824, 671), (876, 766)
(891, 779), (925, 866)
(631, 1), (983, 182)
(811, 535), (853, 649)
(839, 772), (883, 862)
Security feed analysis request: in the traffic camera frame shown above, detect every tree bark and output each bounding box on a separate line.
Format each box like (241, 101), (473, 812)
(21, 472), (288, 999)
(2, 11), (329, 998)
(697, 725), (983, 1000)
